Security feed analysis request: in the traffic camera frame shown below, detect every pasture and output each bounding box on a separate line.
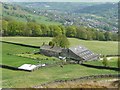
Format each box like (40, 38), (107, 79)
(2, 42), (61, 67)
(2, 64), (118, 88)
(1, 37), (118, 88)
(1, 37), (118, 55)
(2, 42), (38, 67)
(84, 57), (118, 68)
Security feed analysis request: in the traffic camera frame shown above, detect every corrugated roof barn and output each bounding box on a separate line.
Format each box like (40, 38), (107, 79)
(68, 45), (99, 61)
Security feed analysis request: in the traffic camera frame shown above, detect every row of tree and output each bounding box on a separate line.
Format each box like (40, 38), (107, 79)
(2, 20), (118, 41)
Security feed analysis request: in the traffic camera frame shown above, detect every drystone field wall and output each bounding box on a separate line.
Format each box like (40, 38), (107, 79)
(34, 74), (120, 88)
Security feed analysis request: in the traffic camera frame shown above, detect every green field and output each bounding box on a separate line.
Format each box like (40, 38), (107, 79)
(1, 37), (118, 88)
(2, 64), (117, 88)
(2, 42), (62, 67)
(1, 37), (118, 55)
(84, 57), (118, 68)
(2, 42), (38, 67)
(16, 54), (62, 65)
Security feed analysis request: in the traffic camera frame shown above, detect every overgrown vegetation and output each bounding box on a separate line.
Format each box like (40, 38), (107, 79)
(102, 56), (108, 67)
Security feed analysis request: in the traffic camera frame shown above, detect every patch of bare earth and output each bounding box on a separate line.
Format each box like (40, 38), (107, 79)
(35, 79), (120, 88)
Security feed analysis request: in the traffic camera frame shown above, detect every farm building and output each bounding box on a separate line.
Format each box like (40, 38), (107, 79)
(18, 64), (46, 71)
(61, 45), (99, 64)
(40, 45), (99, 63)
(40, 45), (64, 57)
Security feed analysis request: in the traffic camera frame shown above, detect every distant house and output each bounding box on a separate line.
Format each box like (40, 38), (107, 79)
(40, 45), (99, 64)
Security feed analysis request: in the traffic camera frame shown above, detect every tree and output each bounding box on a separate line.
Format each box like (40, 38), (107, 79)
(52, 35), (70, 48)
(59, 25), (66, 35)
(86, 31), (92, 40)
(66, 26), (76, 37)
(81, 30), (88, 40)
(104, 31), (111, 41)
(7, 21), (19, 36)
(49, 41), (55, 46)
(52, 25), (62, 36)
(41, 24), (50, 36)
(111, 33), (118, 41)
(76, 26), (84, 39)
(2, 20), (8, 36)
(102, 55), (108, 67)
(18, 22), (26, 36)
(99, 32), (105, 41)
(25, 22), (42, 36)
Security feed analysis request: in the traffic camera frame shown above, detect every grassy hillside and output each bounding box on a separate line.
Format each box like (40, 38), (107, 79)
(1, 37), (118, 55)
(2, 2), (118, 31)
(2, 3), (61, 25)
(1, 37), (118, 88)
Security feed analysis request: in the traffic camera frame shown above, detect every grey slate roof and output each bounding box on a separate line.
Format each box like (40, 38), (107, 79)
(69, 45), (98, 61)
(69, 45), (88, 54)
(40, 45), (63, 53)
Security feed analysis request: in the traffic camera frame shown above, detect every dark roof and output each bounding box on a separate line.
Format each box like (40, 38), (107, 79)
(40, 45), (63, 53)
(69, 45), (99, 61)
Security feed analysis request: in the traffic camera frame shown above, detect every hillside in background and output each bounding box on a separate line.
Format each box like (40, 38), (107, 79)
(1, 2), (118, 32)
(2, 3), (61, 25)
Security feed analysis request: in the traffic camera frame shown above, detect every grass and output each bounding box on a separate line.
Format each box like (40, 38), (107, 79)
(2, 64), (118, 88)
(2, 42), (62, 67)
(1, 37), (118, 88)
(2, 42), (38, 67)
(1, 37), (118, 55)
(16, 54), (62, 65)
(84, 57), (118, 68)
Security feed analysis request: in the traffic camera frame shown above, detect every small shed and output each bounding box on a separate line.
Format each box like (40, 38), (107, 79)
(18, 64), (46, 71)
(18, 64), (37, 71)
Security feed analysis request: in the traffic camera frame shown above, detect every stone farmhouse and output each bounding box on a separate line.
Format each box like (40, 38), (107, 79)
(40, 45), (99, 63)
(40, 45), (63, 57)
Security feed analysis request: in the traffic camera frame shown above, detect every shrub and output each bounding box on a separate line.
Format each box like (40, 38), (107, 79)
(102, 55), (108, 67)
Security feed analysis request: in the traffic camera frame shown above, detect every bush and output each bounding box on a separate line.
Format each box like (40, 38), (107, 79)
(102, 55), (108, 67)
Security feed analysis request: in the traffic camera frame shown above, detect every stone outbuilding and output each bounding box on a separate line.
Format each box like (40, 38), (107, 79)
(40, 45), (63, 57)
